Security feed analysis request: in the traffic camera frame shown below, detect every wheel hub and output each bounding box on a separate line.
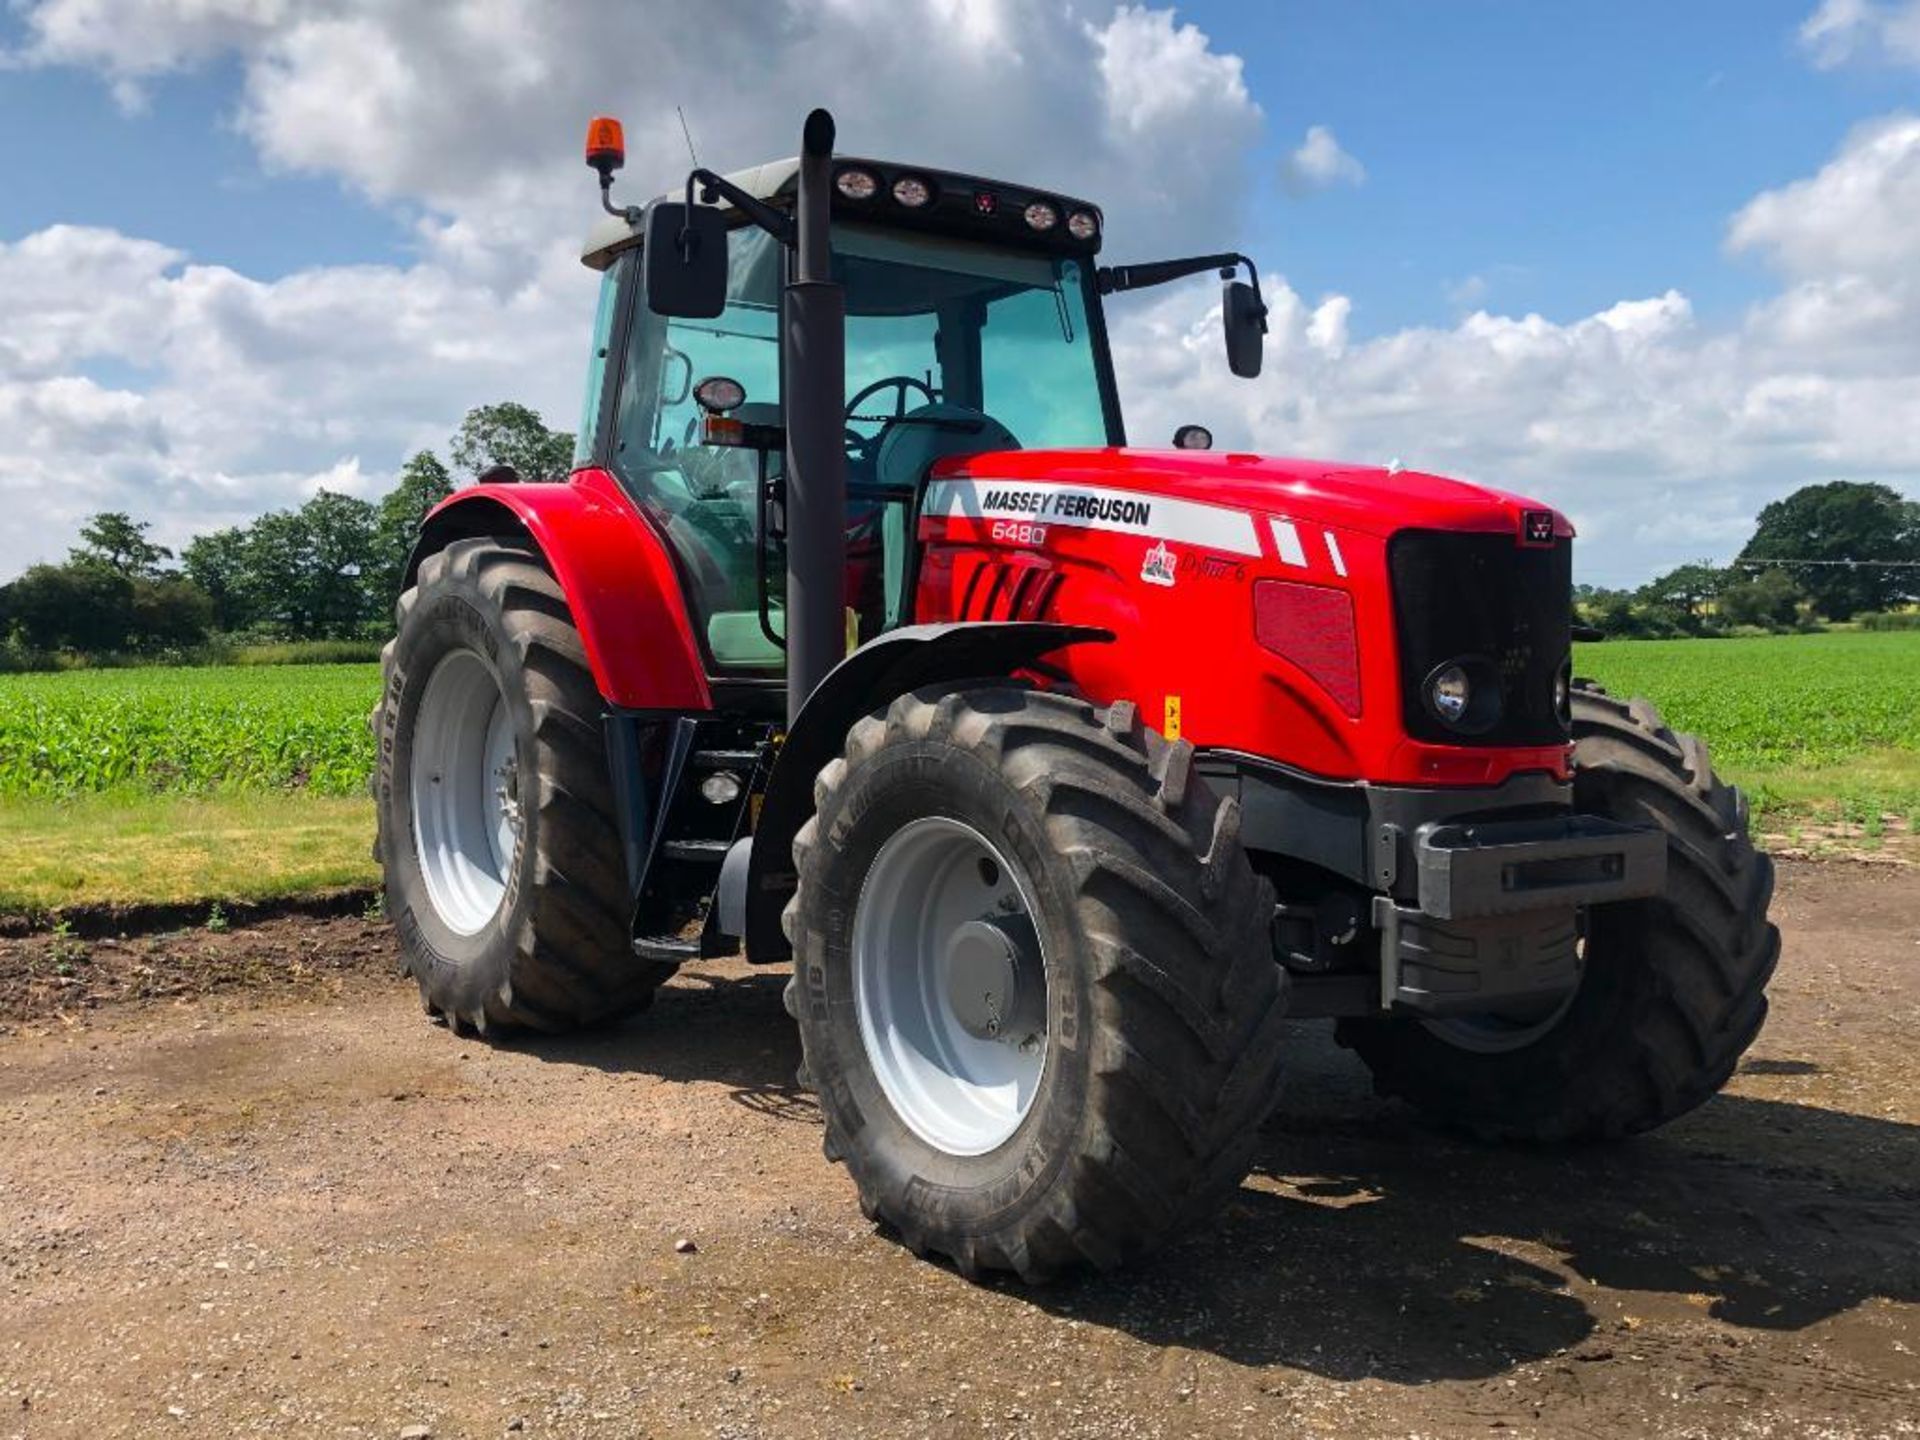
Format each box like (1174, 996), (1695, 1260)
(944, 915), (1044, 1043)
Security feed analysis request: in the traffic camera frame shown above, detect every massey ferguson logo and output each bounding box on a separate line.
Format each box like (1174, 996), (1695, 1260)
(1521, 509), (1556, 547)
(1140, 541), (1177, 587)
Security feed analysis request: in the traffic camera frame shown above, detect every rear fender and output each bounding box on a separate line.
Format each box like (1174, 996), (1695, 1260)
(743, 620), (1110, 963)
(409, 468), (710, 711)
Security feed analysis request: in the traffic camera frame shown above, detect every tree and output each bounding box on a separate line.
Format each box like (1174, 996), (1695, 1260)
(451, 401), (574, 482)
(128, 576), (215, 651)
(298, 489), (380, 636)
(1637, 562), (1728, 632)
(70, 511), (172, 578)
(181, 527), (258, 632)
(2, 563), (134, 651)
(1575, 584), (1684, 639)
(1718, 567), (1804, 630)
(369, 450), (454, 612)
(237, 491), (380, 639)
(1738, 481), (1920, 620)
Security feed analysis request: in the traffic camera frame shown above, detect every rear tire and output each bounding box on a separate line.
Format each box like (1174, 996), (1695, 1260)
(373, 537), (671, 1034)
(784, 685), (1290, 1280)
(1338, 684), (1780, 1140)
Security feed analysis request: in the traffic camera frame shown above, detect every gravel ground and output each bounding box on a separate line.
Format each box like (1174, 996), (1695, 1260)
(1, 858), (1916, 1438)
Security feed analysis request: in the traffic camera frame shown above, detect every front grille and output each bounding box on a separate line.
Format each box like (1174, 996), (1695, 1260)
(1389, 529), (1572, 747)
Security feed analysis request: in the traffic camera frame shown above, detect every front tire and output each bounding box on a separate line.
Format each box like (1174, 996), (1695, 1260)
(1339, 685), (1780, 1140)
(784, 686), (1291, 1280)
(374, 537), (670, 1034)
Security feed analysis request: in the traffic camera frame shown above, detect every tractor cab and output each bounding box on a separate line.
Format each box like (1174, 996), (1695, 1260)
(578, 155), (1128, 676)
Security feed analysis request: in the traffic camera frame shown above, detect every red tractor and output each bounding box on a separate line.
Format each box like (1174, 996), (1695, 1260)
(375, 110), (1778, 1280)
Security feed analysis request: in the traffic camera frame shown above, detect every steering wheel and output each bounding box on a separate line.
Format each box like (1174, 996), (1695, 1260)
(844, 375), (938, 477)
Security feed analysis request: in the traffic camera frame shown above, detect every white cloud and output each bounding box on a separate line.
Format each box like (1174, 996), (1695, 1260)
(1728, 113), (1920, 280)
(0, 0), (1265, 577)
(2, 0), (1918, 591)
(1280, 124), (1365, 195)
(1798, 0), (1920, 69)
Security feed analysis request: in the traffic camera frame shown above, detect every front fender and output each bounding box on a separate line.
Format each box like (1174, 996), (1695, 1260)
(410, 467), (710, 712)
(743, 620), (1110, 963)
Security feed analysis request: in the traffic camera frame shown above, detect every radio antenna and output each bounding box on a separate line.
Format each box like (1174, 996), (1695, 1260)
(676, 106), (700, 170)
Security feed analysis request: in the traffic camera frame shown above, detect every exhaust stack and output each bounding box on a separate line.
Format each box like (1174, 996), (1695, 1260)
(781, 108), (847, 724)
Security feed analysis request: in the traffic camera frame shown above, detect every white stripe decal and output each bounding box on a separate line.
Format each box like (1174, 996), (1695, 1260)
(1271, 518), (1308, 568)
(1324, 530), (1347, 577)
(923, 477), (1261, 556)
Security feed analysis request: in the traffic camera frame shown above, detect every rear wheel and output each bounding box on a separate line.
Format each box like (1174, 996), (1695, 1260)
(373, 537), (671, 1034)
(784, 685), (1291, 1280)
(1339, 685), (1780, 1140)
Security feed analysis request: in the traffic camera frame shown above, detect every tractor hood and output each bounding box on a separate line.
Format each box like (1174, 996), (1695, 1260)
(926, 446), (1573, 544)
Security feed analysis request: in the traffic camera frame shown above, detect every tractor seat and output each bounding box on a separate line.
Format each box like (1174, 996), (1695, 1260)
(708, 608), (786, 669)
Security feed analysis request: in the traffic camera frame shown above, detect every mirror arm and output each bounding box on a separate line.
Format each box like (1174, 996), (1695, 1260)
(1098, 251), (1255, 296)
(685, 168), (796, 250)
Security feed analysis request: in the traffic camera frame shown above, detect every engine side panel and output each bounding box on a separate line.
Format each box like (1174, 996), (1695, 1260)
(914, 454), (1573, 788)
(413, 467), (711, 712)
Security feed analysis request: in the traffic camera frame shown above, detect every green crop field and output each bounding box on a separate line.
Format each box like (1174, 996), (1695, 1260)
(1575, 630), (1920, 835)
(0, 663), (379, 798)
(0, 631), (1912, 912)
(1573, 631), (1920, 770)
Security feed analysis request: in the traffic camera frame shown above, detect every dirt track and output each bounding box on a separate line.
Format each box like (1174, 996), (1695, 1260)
(2, 859), (1916, 1438)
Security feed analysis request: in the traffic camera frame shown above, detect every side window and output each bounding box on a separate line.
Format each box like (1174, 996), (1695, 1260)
(573, 259), (624, 466)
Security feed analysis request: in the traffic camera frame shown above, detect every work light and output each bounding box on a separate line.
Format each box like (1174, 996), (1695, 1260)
(1023, 201), (1059, 231)
(836, 167), (879, 201)
(891, 175), (932, 207)
(1067, 210), (1099, 241)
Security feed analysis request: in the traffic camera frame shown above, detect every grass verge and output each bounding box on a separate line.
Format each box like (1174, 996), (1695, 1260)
(0, 793), (378, 914)
(1734, 747), (1920, 855)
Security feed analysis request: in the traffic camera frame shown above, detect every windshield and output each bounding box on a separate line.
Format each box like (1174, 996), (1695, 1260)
(834, 224), (1114, 451)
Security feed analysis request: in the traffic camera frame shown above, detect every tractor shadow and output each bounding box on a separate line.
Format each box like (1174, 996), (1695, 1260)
(1022, 1023), (1920, 1381)
(510, 962), (817, 1121)
(510, 964), (1920, 1384)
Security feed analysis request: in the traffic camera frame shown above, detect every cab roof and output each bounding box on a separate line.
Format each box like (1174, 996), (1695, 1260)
(581, 156), (1103, 271)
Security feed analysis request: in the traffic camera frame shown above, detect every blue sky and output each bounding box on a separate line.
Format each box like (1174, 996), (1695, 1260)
(1, 0), (1917, 586)
(2, 3), (1897, 313)
(1216, 1), (1913, 331)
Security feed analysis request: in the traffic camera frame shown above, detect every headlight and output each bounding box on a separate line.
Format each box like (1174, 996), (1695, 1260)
(835, 167), (879, 201)
(1430, 664), (1471, 725)
(1553, 658), (1572, 727)
(891, 174), (932, 208)
(1023, 200), (1059, 231)
(1422, 656), (1502, 733)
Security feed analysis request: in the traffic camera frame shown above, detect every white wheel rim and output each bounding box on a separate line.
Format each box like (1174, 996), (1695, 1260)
(852, 817), (1051, 1157)
(410, 650), (520, 936)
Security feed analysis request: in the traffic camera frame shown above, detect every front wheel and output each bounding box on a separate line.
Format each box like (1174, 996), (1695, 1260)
(1339, 685), (1780, 1140)
(783, 686), (1291, 1281)
(374, 537), (671, 1034)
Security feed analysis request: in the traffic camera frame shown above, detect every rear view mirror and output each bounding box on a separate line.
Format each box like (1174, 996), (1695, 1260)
(644, 202), (728, 319)
(1223, 279), (1267, 379)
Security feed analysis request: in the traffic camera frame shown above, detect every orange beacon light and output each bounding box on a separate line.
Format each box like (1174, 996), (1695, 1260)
(585, 116), (625, 177)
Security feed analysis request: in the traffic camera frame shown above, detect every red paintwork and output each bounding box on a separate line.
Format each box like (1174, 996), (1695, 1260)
(428, 445), (1573, 789)
(421, 467), (711, 712)
(914, 447), (1574, 787)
